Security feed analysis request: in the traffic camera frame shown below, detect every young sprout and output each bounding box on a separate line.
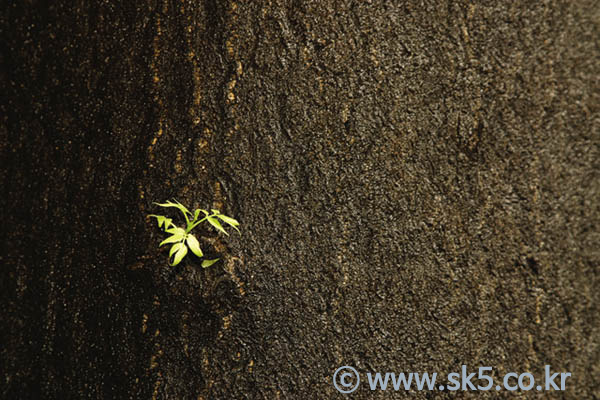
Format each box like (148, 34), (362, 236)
(148, 199), (240, 267)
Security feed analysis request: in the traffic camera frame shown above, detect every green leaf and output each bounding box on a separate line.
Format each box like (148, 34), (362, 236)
(171, 244), (188, 266)
(201, 258), (219, 268)
(207, 216), (228, 235)
(186, 234), (203, 257)
(165, 225), (180, 234)
(154, 200), (191, 217)
(160, 230), (186, 246)
(165, 226), (185, 235)
(154, 200), (178, 208)
(149, 215), (172, 229)
(211, 209), (221, 214)
(161, 218), (174, 230)
(169, 242), (185, 258)
(148, 214), (161, 224)
(173, 199), (192, 215)
(216, 214), (240, 232)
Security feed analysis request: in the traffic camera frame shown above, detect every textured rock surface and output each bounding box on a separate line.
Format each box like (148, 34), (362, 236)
(2, 1), (598, 398)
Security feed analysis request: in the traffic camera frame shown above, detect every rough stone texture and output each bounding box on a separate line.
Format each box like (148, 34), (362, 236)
(2, 1), (598, 399)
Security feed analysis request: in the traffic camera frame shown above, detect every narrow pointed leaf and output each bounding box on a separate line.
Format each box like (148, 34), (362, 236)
(151, 215), (163, 226)
(154, 200), (178, 208)
(171, 245), (188, 266)
(169, 242), (184, 258)
(165, 224), (181, 234)
(149, 215), (167, 228)
(155, 200), (191, 217)
(201, 258), (219, 268)
(211, 209), (221, 214)
(216, 214), (240, 232)
(160, 218), (174, 230)
(186, 234), (203, 257)
(166, 227), (186, 236)
(194, 209), (201, 221)
(207, 216), (228, 235)
(173, 199), (192, 216)
(160, 231), (185, 246)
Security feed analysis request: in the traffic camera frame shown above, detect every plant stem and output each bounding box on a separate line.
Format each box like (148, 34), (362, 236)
(186, 213), (218, 233)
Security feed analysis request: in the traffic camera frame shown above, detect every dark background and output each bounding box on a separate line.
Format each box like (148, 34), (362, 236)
(2, 1), (598, 399)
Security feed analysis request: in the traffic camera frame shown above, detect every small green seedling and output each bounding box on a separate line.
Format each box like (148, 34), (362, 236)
(149, 199), (240, 267)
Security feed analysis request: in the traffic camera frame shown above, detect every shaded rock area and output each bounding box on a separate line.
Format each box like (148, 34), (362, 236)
(2, 1), (598, 399)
